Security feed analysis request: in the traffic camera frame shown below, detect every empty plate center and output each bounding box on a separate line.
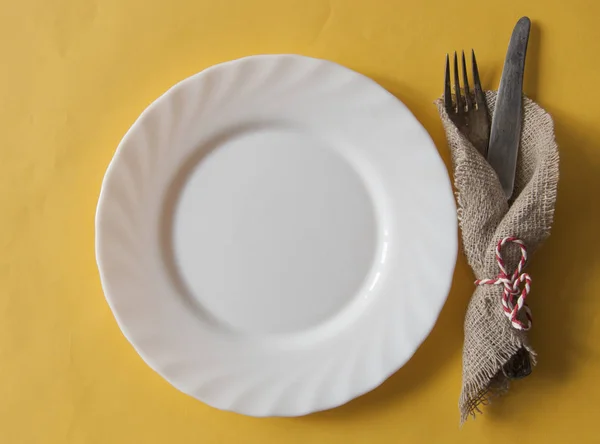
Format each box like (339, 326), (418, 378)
(172, 125), (378, 335)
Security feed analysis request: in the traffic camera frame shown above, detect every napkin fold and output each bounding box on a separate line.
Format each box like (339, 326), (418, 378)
(437, 91), (559, 423)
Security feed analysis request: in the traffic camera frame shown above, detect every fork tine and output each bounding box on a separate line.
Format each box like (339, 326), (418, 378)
(444, 54), (453, 111)
(472, 49), (485, 110)
(461, 50), (473, 110)
(453, 51), (463, 113)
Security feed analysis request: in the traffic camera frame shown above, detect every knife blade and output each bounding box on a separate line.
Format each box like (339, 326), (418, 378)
(487, 17), (531, 199)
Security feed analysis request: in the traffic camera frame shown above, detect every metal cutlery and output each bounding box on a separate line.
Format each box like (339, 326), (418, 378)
(487, 16), (532, 199)
(441, 17), (534, 380)
(443, 50), (490, 157)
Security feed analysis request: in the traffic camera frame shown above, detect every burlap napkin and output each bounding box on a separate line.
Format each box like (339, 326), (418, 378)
(436, 91), (559, 423)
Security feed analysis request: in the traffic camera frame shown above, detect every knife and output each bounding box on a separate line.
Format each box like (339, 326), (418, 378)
(487, 17), (531, 199)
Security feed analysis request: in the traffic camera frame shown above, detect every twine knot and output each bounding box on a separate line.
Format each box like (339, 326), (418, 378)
(475, 237), (532, 331)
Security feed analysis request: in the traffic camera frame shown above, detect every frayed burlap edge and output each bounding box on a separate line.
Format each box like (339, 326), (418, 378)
(459, 292), (538, 422)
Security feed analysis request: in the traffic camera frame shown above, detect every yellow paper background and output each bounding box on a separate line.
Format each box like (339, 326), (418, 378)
(2, 0), (600, 442)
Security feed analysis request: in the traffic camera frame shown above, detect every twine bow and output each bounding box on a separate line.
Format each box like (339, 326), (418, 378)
(475, 237), (532, 331)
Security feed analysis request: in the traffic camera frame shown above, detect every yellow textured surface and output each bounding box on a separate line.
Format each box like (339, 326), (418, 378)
(2, 0), (599, 442)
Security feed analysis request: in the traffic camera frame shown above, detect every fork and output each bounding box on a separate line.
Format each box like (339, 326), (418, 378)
(444, 50), (490, 157)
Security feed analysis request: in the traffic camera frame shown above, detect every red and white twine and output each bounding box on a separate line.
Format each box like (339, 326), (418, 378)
(475, 237), (533, 331)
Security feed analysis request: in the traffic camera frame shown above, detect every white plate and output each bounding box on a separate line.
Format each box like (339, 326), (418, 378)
(96, 54), (457, 416)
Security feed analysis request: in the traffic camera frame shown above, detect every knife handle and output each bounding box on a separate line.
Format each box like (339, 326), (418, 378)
(487, 17), (531, 199)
